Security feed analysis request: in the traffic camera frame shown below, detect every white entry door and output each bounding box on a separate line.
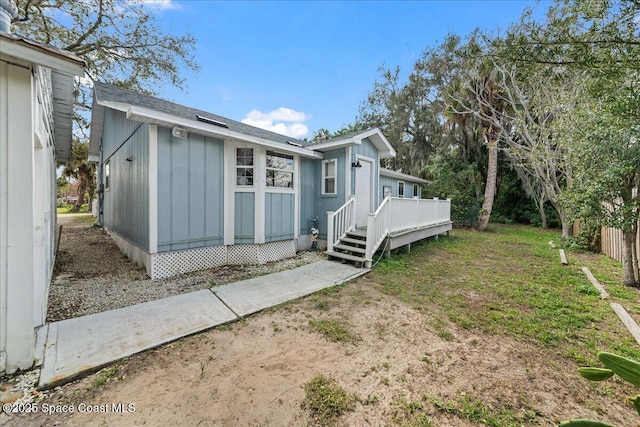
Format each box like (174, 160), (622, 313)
(354, 159), (372, 228)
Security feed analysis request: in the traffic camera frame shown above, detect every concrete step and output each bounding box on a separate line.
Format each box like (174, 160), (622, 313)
(334, 244), (366, 254)
(326, 251), (367, 265)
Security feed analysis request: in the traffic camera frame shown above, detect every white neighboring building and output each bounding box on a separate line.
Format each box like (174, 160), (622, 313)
(0, 1), (84, 373)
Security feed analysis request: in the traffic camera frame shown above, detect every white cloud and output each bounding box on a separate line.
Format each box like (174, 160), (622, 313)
(140, 0), (182, 11)
(242, 108), (310, 139)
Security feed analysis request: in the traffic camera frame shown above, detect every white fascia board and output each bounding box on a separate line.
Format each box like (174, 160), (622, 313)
(380, 168), (428, 184)
(357, 128), (396, 159)
(123, 105), (323, 159)
(309, 138), (358, 152)
(88, 154), (100, 163)
(0, 38), (83, 76)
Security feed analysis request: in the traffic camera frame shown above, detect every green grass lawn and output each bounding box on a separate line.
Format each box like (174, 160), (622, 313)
(370, 224), (640, 366)
(57, 203), (91, 214)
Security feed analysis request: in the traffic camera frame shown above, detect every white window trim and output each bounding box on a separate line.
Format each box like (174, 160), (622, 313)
(398, 181), (405, 198)
(322, 158), (338, 195)
(413, 184), (419, 198)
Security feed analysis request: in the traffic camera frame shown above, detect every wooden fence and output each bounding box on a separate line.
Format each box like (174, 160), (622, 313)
(601, 221), (640, 266)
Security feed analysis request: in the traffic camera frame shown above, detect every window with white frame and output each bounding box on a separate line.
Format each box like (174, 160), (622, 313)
(266, 150), (294, 188)
(236, 148), (254, 186)
(398, 181), (404, 197)
(104, 160), (110, 191)
(322, 159), (337, 194)
(413, 184), (419, 197)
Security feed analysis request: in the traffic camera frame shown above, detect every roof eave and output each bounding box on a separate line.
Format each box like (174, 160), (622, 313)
(123, 104), (323, 159)
(0, 33), (84, 76)
(380, 167), (429, 184)
(309, 138), (358, 152)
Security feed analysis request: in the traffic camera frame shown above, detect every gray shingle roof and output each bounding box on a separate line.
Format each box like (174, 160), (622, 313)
(93, 82), (312, 147)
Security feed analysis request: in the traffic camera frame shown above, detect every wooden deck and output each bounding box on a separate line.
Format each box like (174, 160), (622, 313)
(385, 221), (453, 253)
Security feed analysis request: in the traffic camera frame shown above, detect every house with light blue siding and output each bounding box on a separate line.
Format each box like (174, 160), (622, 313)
(89, 83), (451, 278)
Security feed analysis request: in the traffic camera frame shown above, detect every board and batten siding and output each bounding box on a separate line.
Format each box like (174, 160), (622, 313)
(265, 193), (294, 242)
(102, 109), (150, 251)
(352, 137), (380, 208)
(234, 192), (255, 243)
(157, 128), (224, 252)
(380, 174), (423, 199)
(299, 157), (316, 236)
(380, 175), (397, 198)
(315, 148), (347, 239)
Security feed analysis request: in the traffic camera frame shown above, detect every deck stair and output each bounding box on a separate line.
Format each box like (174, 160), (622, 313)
(327, 229), (369, 267)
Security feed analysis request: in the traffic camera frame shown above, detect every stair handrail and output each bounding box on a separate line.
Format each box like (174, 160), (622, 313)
(365, 195), (392, 262)
(327, 196), (357, 252)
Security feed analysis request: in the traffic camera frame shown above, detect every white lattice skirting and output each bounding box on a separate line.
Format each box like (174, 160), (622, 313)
(150, 241), (298, 279)
(151, 246), (227, 279)
(107, 230), (322, 279)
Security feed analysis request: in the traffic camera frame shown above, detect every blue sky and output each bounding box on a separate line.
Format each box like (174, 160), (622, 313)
(145, 0), (550, 140)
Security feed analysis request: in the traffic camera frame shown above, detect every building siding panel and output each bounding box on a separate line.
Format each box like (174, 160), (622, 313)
(380, 174), (423, 200)
(157, 128), (224, 252)
(299, 157), (316, 235)
(235, 192), (255, 243)
(204, 136), (224, 246)
(265, 193), (294, 242)
(102, 109), (149, 250)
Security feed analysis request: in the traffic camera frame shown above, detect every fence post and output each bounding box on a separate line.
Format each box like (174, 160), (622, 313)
(327, 211), (335, 252)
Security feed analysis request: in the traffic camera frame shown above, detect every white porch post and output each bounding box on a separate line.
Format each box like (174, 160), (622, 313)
(327, 211), (335, 252)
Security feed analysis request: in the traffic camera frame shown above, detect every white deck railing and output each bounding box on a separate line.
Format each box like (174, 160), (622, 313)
(327, 196), (357, 252)
(365, 197), (451, 261)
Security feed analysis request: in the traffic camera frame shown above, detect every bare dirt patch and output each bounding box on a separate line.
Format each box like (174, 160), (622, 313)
(6, 277), (637, 426)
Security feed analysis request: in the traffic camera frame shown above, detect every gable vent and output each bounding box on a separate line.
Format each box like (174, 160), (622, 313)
(196, 114), (229, 128)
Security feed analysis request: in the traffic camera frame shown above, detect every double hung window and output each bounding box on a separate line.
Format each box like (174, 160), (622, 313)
(236, 148), (254, 186)
(322, 159), (337, 194)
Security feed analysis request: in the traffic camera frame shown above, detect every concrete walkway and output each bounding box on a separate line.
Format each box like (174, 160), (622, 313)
(37, 260), (368, 389)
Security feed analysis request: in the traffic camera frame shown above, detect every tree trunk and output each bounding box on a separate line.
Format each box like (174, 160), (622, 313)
(476, 137), (498, 231)
(72, 179), (87, 213)
(539, 205), (548, 229)
(622, 227), (639, 287)
(556, 207), (572, 239)
(632, 222), (639, 284)
(536, 198), (547, 229)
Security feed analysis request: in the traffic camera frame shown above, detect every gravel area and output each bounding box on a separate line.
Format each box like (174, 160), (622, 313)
(48, 214), (325, 322)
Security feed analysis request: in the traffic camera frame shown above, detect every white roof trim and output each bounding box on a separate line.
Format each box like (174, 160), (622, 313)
(308, 138), (357, 151)
(380, 167), (428, 184)
(129, 106), (323, 159)
(0, 35), (84, 76)
(102, 103), (323, 159)
(309, 128), (396, 159)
